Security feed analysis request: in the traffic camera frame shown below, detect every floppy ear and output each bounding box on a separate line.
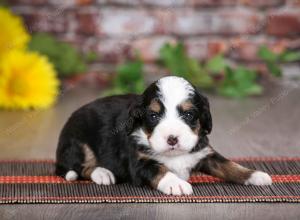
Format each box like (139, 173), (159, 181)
(195, 89), (212, 135)
(126, 96), (144, 135)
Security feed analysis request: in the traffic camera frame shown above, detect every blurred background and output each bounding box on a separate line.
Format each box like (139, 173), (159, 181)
(0, 0), (299, 159)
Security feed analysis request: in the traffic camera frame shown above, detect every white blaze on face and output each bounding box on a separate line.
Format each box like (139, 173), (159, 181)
(148, 76), (199, 155)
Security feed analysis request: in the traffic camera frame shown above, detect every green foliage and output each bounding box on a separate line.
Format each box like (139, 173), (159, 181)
(105, 59), (145, 96)
(84, 51), (98, 63)
(258, 45), (300, 77)
(159, 42), (263, 98)
(28, 33), (87, 78)
(159, 43), (213, 89)
(218, 66), (262, 98)
(107, 43), (298, 99)
(205, 54), (227, 74)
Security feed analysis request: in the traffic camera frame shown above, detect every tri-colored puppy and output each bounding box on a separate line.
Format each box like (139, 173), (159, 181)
(56, 76), (272, 195)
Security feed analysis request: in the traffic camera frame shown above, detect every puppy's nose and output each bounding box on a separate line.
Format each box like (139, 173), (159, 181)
(167, 135), (178, 146)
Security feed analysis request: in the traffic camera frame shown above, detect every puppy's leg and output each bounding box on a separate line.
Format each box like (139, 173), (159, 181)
(81, 144), (115, 185)
(132, 156), (193, 195)
(55, 139), (85, 181)
(197, 150), (272, 185)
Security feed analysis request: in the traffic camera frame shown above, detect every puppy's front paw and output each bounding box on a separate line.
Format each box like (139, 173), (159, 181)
(91, 167), (116, 185)
(157, 172), (193, 195)
(244, 171), (272, 186)
(65, 170), (78, 181)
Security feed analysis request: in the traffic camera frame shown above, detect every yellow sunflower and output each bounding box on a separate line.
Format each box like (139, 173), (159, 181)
(0, 50), (60, 110)
(0, 7), (30, 58)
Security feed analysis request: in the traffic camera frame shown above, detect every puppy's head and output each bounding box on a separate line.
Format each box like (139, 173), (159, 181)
(128, 76), (212, 156)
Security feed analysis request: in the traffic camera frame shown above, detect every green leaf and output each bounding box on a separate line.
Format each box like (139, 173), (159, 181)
(206, 54), (227, 73)
(159, 42), (213, 89)
(85, 51), (98, 63)
(243, 84), (263, 95)
(217, 66), (262, 98)
(266, 62), (282, 77)
(28, 33), (87, 78)
(279, 51), (300, 62)
(257, 45), (278, 62)
(111, 59), (145, 95)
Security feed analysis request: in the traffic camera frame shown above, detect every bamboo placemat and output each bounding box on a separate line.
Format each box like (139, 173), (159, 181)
(0, 157), (299, 204)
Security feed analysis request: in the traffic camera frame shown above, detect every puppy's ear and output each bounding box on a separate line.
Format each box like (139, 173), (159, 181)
(195, 89), (212, 135)
(126, 96), (144, 135)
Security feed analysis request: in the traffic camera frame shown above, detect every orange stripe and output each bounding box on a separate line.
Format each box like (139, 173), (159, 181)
(0, 175), (299, 184)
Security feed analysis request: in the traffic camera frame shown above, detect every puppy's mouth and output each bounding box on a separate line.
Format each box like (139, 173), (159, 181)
(160, 147), (187, 156)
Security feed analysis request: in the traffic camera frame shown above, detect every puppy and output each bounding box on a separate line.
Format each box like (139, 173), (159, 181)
(56, 76), (272, 195)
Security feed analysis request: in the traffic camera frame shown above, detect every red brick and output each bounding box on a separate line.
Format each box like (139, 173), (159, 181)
(97, 0), (185, 6)
(188, 0), (238, 7)
(9, 0), (47, 5)
(131, 36), (176, 62)
(189, 0), (285, 8)
(152, 9), (176, 34)
(96, 38), (132, 62)
(228, 38), (267, 61)
(242, 0), (285, 8)
(97, 0), (140, 5)
(185, 38), (209, 60)
(9, 0), (299, 68)
(76, 0), (95, 5)
(76, 11), (100, 35)
(14, 8), (70, 33)
(185, 38), (229, 60)
(228, 38), (288, 61)
(100, 8), (158, 36)
(141, 0), (187, 7)
(286, 0), (300, 7)
(267, 10), (300, 37)
(168, 8), (263, 35)
(207, 40), (228, 57)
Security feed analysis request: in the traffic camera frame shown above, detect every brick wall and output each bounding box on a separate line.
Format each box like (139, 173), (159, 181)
(9, 0), (300, 66)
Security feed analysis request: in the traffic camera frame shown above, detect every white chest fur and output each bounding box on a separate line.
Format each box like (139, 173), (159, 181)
(153, 147), (212, 180)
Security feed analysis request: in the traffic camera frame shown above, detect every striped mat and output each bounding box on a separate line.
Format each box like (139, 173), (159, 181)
(0, 157), (299, 204)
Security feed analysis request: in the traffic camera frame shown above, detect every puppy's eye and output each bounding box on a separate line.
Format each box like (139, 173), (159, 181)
(149, 112), (160, 121)
(182, 111), (195, 121)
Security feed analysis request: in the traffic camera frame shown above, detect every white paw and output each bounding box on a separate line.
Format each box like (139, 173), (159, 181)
(65, 170), (78, 181)
(157, 172), (193, 195)
(91, 167), (116, 185)
(244, 171), (272, 186)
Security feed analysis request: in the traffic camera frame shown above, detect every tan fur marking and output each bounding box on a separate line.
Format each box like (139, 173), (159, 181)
(137, 151), (168, 188)
(142, 127), (152, 140)
(81, 144), (97, 178)
(149, 99), (161, 113)
(210, 161), (253, 184)
(137, 152), (150, 160)
(180, 100), (194, 111)
(151, 165), (168, 188)
(193, 120), (201, 134)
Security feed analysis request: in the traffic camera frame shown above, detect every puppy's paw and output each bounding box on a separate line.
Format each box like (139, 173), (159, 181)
(65, 170), (78, 181)
(157, 172), (193, 195)
(244, 171), (272, 186)
(91, 167), (116, 185)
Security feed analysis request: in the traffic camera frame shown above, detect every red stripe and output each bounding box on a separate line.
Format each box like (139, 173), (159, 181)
(0, 175), (299, 184)
(0, 157), (300, 164)
(189, 175), (300, 183)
